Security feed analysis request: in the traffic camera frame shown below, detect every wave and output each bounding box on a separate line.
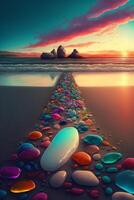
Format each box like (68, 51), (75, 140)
(0, 63), (134, 72)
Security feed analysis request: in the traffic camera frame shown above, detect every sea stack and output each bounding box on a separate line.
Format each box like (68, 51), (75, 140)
(68, 49), (82, 58)
(57, 45), (66, 58)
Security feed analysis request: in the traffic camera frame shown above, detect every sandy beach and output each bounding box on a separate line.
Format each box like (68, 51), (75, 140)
(0, 85), (133, 165)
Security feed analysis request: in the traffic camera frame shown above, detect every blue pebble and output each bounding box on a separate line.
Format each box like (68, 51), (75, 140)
(18, 193), (29, 200)
(105, 187), (113, 195)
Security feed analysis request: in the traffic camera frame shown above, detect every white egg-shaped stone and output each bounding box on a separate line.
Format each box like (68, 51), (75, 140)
(112, 192), (134, 200)
(72, 170), (99, 186)
(50, 170), (67, 188)
(40, 127), (79, 171)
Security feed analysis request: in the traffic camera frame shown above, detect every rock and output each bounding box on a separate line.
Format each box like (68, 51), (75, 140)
(72, 151), (92, 165)
(28, 131), (42, 140)
(50, 170), (67, 188)
(95, 163), (104, 170)
(18, 147), (40, 161)
(0, 189), (7, 199)
(0, 166), (21, 179)
(93, 153), (101, 161)
(40, 127), (79, 171)
(18, 143), (34, 152)
(89, 189), (100, 198)
(32, 192), (48, 200)
(68, 49), (82, 59)
(83, 134), (103, 146)
(72, 170), (99, 186)
(68, 188), (85, 195)
(122, 158), (134, 169)
(105, 187), (113, 195)
(40, 140), (51, 148)
(106, 167), (118, 173)
(40, 51), (56, 59)
(112, 192), (134, 200)
(10, 180), (36, 193)
(57, 45), (66, 58)
(85, 145), (100, 155)
(102, 176), (111, 184)
(115, 170), (134, 194)
(102, 152), (123, 164)
(52, 113), (62, 120)
(51, 49), (57, 57)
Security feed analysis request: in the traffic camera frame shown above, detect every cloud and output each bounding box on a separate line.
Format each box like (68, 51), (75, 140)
(26, 0), (132, 48)
(65, 41), (97, 48)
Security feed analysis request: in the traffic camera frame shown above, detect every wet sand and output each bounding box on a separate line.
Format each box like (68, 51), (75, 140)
(0, 85), (134, 200)
(0, 86), (133, 164)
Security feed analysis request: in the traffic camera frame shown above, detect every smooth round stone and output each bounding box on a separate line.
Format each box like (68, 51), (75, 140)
(10, 180), (36, 193)
(106, 167), (118, 173)
(122, 158), (134, 169)
(102, 152), (123, 164)
(18, 147), (40, 161)
(50, 170), (67, 188)
(95, 163), (104, 170)
(72, 170), (99, 186)
(93, 153), (101, 161)
(69, 188), (85, 195)
(102, 176), (111, 183)
(28, 131), (42, 140)
(84, 119), (93, 126)
(53, 124), (61, 130)
(72, 151), (92, 165)
(115, 170), (134, 194)
(83, 134), (103, 146)
(85, 145), (100, 155)
(0, 189), (7, 199)
(18, 143), (34, 152)
(40, 127), (79, 171)
(32, 192), (48, 200)
(112, 192), (134, 200)
(52, 113), (61, 120)
(105, 187), (113, 195)
(40, 140), (51, 148)
(89, 189), (100, 198)
(0, 166), (21, 179)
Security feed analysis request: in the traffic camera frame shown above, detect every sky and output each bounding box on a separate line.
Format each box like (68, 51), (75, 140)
(0, 0), (134, 57)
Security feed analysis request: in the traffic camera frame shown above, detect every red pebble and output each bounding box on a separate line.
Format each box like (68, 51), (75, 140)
(122, 158), (134, 169)
(67, 188), (85, 195)
(116, 164), (123, 170)
(89, 189), (100, 198)
(42, 127), (51, 131)
(63, 182), (73, 188)
(40, 140), (51, 148)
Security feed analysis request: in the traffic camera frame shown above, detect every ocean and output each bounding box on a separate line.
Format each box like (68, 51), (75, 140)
(0, 57), (134, 72)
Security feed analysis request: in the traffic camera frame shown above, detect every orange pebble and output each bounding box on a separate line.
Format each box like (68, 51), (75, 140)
(10, 180), (36, 193)
(28, 131), (42, 140)
(72, 151), (92, 166)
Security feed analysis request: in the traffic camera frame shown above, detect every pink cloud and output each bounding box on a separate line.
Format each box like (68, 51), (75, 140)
(65, 41), (97, 48)
(27, 0), (132, 48)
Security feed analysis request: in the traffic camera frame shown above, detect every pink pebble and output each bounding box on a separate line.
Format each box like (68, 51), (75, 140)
(89, 189), (100, 198)
(32, 192), (48, 200)
(63, 182), (73, 188)
(40, 140), (51, 148)
(122, 158), (134, 169)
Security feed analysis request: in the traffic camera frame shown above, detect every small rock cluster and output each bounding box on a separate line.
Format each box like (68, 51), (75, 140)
(0, 73), (134, 200)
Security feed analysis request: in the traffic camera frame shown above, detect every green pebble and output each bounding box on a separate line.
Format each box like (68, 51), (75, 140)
(105, 187), (113, 195)
(102, 176), (111, 183)
(95, 163), (104, 170)
(106, 167), (118, 173)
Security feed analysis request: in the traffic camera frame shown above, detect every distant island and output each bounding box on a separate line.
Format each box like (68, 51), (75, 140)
(40, 45), (83, 59)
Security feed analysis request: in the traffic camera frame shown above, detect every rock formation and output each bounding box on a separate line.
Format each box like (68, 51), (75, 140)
(57, 45), (66, 58)
(68, 49), (82, 59)
(40, 46), (82, 59)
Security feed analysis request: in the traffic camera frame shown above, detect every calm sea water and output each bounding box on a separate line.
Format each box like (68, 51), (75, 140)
(0, 72), (134, 87)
